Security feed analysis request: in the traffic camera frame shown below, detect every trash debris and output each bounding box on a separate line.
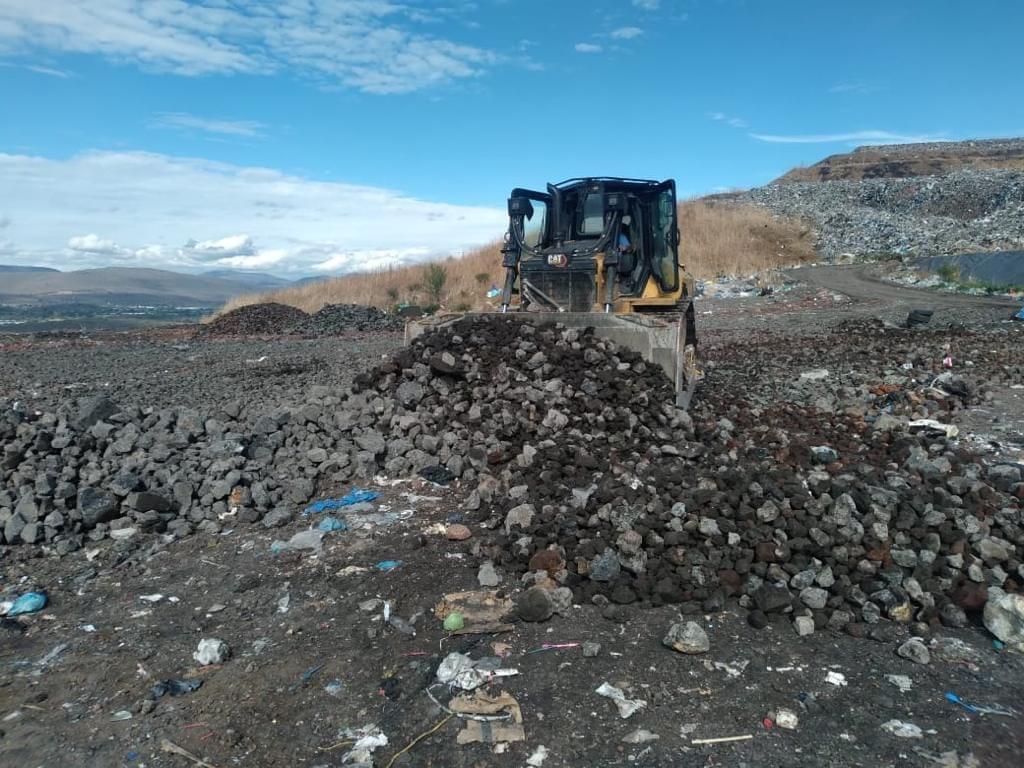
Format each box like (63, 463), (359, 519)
(161, 737), (218, 768)
(376, 559), (403, 572)
(886, 674), (913, 693)
(596, 682), (647, 719)
(5, 591), (48, 616)
(486, 285), (502, 299)
(944, 692), (1015, 717)
(914, 747), (981, 767)
(909, 419), (959, 439)
(623, 728), (660, 744)
(150, 679), (203, 699)
(881, 719), (923, 738)
(525, 745), (549, 766)
(799, 369), (829, 381)
(324, 679), (345, 697)
(270, 529), (326, 555)
(477, 561), (501, 587)
(193, 638), (230, 666)
(452, 689), (525, 744)
(434, 591), (514, 634)
(825, 671), (848, 686)
(110, 710), (133, 721)
(338, 726), (388, 766)
(691, 734), (754, 745)
(582, 641), (601, 657)
(304, 489), (379, 515)
(139, 593), (165, 604)
(775, 709), (799, 730)
(290, 663), (325, 692)
(443, 612), (465, 632)
(527, 642), (581, 654)
(317, 516), (348, 532)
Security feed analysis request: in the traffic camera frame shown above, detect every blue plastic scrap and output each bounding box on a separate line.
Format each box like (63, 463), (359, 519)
(1015, 306), (1024, 321)
(376, 560), (403, 572)
(7, 591), (48, 616)
(317, 516), (348, 532)
(304, 489), (380, 515)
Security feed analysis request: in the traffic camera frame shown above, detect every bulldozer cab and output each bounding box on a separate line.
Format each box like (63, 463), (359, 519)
(407, 176), (700, 407)
(502, 178), (685, 313)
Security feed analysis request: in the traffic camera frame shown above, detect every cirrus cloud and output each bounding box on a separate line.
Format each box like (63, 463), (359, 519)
(0, 0), (496, 94)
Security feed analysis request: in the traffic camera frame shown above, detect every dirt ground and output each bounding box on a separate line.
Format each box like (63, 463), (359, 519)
(2, 266), (1023, 768)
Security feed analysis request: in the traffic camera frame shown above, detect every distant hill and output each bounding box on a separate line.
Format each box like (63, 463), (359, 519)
(203, 269), (293, 291)
(0, 266), (274, 306)
(776, 138), (1024, 183)
(0, 264), (60, 273)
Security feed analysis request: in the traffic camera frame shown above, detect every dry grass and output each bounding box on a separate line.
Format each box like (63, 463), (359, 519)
(216, 201), (814, 316)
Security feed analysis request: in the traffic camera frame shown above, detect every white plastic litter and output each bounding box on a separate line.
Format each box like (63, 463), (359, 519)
(193, 638), (230, 666)
(825, 671), (848, 686)
(596, 682), (647, 719)
(526, 745), (549, 766)
(881, 719), (923, 739)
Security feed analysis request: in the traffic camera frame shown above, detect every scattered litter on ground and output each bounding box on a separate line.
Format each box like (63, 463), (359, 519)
(775, 709), (799, 730)
(336, 725), (388, 766)
(324, 680), (345, 698)
(110, 710), (133, 721)
(161, 737), (219, 768)
(886, 674), (913, 693)
(434, 591), (514, 634)
(317, 516), (348, 532)
(691, 734), (754, 745)
(623, 728), (660, 744)
(375, 559), (402, 572)
(825, 671), (848, 686)
(270, 529), (326, 555)
(4, 591), (47, 616)
(193, 638), (230, 666)
(526, 745), (549, 766)
(944, 692), (1015, 717)
(596, 682), (647, 719)
(304, 489), (380, 515)
(452, 689), (525, 744)
(443, 613), (465, 632)
(881, 720), (924, 738)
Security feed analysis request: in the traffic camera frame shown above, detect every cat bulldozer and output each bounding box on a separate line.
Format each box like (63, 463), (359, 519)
(407, 177), (700, 406)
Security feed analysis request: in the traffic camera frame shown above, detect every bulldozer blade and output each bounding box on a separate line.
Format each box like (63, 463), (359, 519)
(405, 312), (699, 408)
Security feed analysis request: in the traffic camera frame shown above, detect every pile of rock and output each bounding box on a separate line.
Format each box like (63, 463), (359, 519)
(200, 302), (310, 336)
(743, 169), (1024, 259)
(288, 303), (404, 335)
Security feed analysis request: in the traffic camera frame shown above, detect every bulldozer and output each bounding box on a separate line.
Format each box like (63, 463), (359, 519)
(407, 177), (700, 406)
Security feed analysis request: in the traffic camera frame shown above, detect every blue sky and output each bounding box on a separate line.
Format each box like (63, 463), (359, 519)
(1, 0), (1021, 275)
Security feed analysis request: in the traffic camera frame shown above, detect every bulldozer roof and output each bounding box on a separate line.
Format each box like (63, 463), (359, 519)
(552, 177), (665, 189)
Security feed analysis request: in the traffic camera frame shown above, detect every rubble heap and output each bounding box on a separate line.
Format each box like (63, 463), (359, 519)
(200, 302), (309, 336)
(288, 303), (404, 335)
(2, 315), (1022, 636)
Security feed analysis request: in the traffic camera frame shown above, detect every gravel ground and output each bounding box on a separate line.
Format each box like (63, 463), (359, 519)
(1, 268), (1023, 768)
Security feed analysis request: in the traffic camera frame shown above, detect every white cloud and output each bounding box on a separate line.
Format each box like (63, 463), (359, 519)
(574, 43), (602, 53)
(0, 215), (10, 228)
(610, 27), (643, 40)
(0, 0), (495, 94)
(632, 0), (660, 9)
(708, 111), (747, 129)
(68, 233), (130, 257)
(0, 61), (73, 78)
(0, 150), (506, 275)
(152, 113), (266, 138)
(749, 130), (943, 145)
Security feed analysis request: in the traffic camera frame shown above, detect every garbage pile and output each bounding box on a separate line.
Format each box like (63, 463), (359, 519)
(288, 303), (404, 335)
(743, 168), (1024, 259)
(199, 302), (310, 336)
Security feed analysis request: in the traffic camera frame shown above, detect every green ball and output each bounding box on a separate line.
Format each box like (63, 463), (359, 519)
(443, 612), (465, 632)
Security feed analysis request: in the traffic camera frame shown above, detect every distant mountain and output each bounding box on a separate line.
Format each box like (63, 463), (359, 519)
(0, 264), (60, 273)
(776, 137), (1024, 183)
(203, 269), (293, 291)
(0, 266), (269, 306)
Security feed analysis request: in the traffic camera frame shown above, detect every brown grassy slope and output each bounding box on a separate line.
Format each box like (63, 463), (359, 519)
(216, 201), (814, 315)
(777, 138), (1024, 183)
